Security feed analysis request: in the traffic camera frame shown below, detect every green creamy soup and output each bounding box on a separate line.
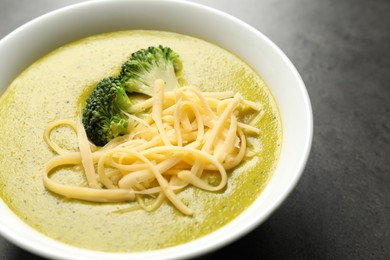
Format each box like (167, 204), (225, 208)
(0, 30), (281, 252)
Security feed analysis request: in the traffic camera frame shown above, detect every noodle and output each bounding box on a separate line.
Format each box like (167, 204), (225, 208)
(43, 80), (261, 215)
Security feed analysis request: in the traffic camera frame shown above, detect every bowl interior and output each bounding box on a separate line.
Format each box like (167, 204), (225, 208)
(0, 0), (312, 259)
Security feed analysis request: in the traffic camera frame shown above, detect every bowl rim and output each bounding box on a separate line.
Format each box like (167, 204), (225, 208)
(0, 0), (313, 259)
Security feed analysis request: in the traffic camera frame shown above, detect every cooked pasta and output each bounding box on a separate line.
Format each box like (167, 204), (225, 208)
(43, 79), (261, 215)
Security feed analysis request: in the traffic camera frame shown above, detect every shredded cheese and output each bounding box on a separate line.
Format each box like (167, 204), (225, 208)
(43, 80), (261, 215)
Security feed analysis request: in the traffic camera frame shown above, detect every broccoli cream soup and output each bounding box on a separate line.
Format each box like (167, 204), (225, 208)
(0, 30), (281, 252)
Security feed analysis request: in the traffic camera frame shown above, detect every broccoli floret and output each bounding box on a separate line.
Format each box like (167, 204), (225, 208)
(82, 77), (131, 146)
(82, 45), (182, 146)
(120, 45), (182, 96)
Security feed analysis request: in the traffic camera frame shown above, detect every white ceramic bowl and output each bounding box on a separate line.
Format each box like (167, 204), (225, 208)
(0, 0), (313, 259)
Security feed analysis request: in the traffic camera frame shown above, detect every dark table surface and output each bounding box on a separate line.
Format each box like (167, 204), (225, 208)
(1, 0), (389, 259)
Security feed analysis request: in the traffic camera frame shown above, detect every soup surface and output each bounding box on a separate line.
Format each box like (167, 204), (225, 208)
(0, 30), (281, 252)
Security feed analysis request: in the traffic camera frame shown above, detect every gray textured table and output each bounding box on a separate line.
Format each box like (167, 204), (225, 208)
(1, 0), (389, 259)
